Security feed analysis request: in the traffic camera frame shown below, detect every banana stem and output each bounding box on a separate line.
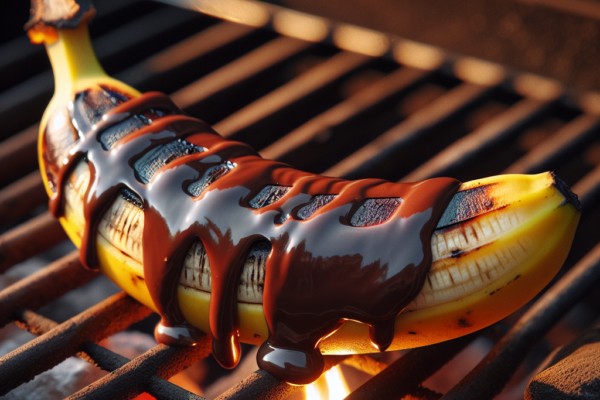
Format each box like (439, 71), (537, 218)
(45, 21), (107, 96)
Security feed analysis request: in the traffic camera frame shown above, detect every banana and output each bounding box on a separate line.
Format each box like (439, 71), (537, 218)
(32, 8), (580, 366)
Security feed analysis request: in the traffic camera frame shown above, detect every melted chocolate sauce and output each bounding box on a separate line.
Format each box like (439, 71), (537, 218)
(43, 89), (460, 384)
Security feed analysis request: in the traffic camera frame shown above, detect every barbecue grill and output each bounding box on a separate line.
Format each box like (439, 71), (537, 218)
(1, 0), (600, 398)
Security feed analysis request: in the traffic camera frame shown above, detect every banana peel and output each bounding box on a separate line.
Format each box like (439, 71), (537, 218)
(36, 19), (581, 354)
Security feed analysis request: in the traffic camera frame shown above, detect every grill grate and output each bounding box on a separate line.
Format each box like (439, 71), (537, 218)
(2, 0), (600, 399)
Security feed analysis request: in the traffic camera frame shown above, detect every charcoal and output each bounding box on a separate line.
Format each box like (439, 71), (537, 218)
(134, 139), (206, 184)
(351, 198), (401, 227)
(187, 161), (236, 197)
(525, 322), (600, 399)
(297, 194), (337, 220)
(249, 186), (291, 209)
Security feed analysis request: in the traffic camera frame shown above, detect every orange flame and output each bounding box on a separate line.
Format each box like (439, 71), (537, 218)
(304, 366), (351, 400)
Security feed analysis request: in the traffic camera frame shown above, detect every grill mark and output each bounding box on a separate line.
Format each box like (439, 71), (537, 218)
(48, 90), (459, 385)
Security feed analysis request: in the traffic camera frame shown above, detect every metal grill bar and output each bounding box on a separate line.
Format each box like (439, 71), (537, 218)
(119, 21), (257, 93)
(406, 387), (444, 400)
(0, 171), (46, 225)
(135, 22), (255, 79)
(0, 5), (202, 137)
(0, 0), (138, 87)
(67, 339), (212, 400)
(1, 2), (600, 399)
(269, 0), (600, 93)
(0, 71), (52, 138)
(172, 36), (312, 111)
(0, 124), (38, 186)
(0, 252), (95, 327)
(259, 66), (431, 161)
(214, 356), (351, 400)
(441, 232), (600, 399)
(0, 38), (41, 85)
(0, 22), (262, 219)
(571, 164), (600, 212)
(323, 82), (491, 179)
(214, 51), (371, 139)
(504, 114), (600, 174)
(346, 334), (476, 400)
(92, 8), (200, 65)
(0, 212), (66, 273)
(0, 21), (257, 187)
(401, 97), (554, 182)
(214, 369), (300, 400)
(16, 309), (205, 400)
(0, 292), (152, 396)
(340, 354), (389, 376)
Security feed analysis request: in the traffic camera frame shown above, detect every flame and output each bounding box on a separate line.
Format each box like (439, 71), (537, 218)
(325, 366), (351, 400)
(305, 382), (321, 400)
(304, 366), (351, 400)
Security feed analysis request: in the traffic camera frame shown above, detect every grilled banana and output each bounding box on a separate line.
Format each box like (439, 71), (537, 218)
(32, 10), (580, 364)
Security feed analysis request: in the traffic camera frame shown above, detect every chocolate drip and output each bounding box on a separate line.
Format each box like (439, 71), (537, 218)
(42, 88), (460, 384)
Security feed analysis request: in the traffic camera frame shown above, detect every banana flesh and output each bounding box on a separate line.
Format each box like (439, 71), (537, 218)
(413, 175), (550, 310)
(59, 144), (580, 352)
(62, 157), (576, 311)
(38, 20), (581, 354)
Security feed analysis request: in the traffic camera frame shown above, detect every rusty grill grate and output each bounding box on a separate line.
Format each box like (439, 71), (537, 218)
(2, 0), (600, 399)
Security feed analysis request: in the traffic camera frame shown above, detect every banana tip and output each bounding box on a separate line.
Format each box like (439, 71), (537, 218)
(551, 172), (581, 212)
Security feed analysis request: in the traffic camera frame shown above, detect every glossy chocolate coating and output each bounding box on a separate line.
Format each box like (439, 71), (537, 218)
(43, 88), (460, 384)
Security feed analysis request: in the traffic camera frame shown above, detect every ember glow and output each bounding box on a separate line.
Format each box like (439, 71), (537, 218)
(304, 366), (351, 400)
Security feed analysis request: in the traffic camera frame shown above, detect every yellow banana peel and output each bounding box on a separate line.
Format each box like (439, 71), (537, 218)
(37, 18), (580, 355)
